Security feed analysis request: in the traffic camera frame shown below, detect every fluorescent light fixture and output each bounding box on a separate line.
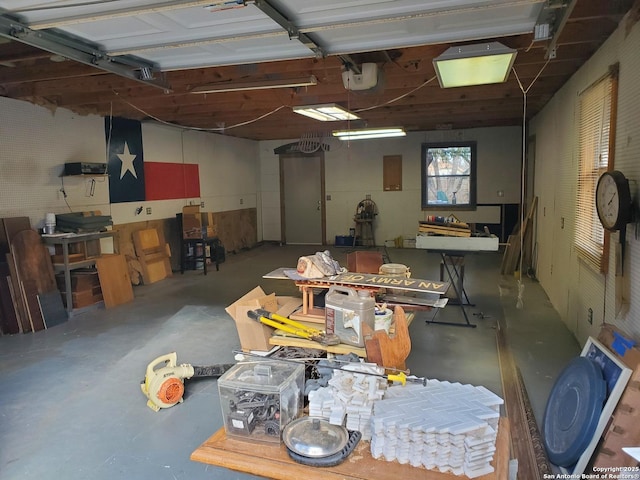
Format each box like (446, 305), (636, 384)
(293, 104), (360, 122)
(433, 42), (517, 88)
(332, 127), (406, 140)
(191, 75), (317, 94)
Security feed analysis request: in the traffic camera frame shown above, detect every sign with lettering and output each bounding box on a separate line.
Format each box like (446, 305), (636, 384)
(329, 273), (449, 295)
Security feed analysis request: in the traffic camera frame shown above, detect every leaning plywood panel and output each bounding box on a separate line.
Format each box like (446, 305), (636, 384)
(0, 217), (31, 255)
(95, 254), (134, 308)
(11, 229), (56, 294)
(10, 230), (57, 332)
(0, 262), (21, 334)
(132, 228), (171, 284)
(5, 253), (30, 333)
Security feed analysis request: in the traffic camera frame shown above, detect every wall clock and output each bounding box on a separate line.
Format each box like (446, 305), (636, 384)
(595, 170), (631, 232)
(596, 170), (633, 275)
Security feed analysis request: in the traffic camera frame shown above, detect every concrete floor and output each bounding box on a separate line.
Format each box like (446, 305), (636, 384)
(0, 244), (580, 480)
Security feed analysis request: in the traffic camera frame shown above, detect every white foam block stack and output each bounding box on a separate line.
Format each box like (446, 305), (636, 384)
(308, 362), (387, 440)
(370, 380), (503, 478)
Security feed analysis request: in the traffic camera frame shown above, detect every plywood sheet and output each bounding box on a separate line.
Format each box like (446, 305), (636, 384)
(95, 254), (134, 308)
(132, 228), (171, 284)
(134, 228), (161, 252)
(21, 279), (45, 332)
(111, 218), (180, 275)
(214, 208), (257, 254)
(10, 229), (58, 332)
(1, 217), (31, 255)
(5, 253), (30, 333)
(0, 262), (20, 334)
(11, 229), (56, 294)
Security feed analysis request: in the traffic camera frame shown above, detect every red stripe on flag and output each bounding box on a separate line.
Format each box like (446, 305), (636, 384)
(144, 162), (200, 200)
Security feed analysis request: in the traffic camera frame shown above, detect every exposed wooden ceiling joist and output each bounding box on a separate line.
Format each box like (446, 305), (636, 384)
(0, 0), (635, 140)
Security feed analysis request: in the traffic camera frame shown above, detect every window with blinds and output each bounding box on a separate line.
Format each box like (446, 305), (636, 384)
(574, 66), (618, 273)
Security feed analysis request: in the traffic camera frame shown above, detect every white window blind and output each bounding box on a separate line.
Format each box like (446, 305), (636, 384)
(574, 67), (618, 272)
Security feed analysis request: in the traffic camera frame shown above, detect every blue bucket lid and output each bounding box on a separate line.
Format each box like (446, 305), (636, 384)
(543, 356), (606, 467)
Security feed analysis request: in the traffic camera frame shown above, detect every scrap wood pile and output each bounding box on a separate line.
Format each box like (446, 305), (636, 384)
(0, 219), (65, 334)
(501, 197), (537, 276)
(0, 216), (134, 335)
(119, 226), (172, 286)
(132, 228), (172, 285)
(418, 216), (471, 237)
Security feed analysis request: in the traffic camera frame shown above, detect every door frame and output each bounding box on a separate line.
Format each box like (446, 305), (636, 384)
(279, 152), (326, 245)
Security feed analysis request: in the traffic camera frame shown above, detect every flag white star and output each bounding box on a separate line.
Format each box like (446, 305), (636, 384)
(117, 142), (138, 179)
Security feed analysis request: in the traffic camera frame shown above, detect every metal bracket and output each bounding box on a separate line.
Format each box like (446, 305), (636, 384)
(252, 0), (325, 58)
(0, 13), (171, 91)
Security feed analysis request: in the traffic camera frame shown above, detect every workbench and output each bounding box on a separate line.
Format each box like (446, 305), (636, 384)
(263, 267), (449, 322)
(415, 234), (499, 328)
(262, 268), (443, 366)
(191, 418), (510, 480)
(42, 231), (114, 316)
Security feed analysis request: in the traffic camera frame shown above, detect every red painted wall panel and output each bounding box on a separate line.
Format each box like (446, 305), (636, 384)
(144, 162), (200, 200)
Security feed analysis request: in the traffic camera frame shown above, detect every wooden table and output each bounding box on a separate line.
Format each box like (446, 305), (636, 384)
(191, 418), (510, 480)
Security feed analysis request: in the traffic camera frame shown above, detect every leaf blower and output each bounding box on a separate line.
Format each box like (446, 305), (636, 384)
(140, 352), (234, 412)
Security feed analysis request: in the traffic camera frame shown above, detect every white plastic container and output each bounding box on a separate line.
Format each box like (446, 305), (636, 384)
(379, 263), (410, 295)
(379, 263), (410, 277)
(374, 308), (393, 333)
(325, 286), (375, 347)
(44, 212), (56, 234)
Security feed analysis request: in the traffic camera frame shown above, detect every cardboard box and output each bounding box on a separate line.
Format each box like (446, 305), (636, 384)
(598, 324), (640, 370)
(226, 287), (302, 352)
(182, 205), (202, 239)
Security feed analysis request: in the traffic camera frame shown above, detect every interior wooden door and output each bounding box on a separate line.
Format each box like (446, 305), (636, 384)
(280, 153), (325, 245)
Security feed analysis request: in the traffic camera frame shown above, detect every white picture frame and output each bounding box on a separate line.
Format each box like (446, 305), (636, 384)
(559, 336), (632, 476)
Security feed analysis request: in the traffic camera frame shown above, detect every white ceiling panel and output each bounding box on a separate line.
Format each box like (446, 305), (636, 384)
(0, 0), (630, 140)
(311, 3), (543, 54)
(139, 35), (314, 70)
(61, 8), (280, 52)
(271, 0), (543, 27)
(0, 0), (545, 70)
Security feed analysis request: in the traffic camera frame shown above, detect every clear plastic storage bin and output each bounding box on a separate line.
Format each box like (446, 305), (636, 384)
(218, 360), (304, 443)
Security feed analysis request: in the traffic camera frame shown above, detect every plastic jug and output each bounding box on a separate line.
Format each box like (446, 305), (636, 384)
(325, 286), (375, 347)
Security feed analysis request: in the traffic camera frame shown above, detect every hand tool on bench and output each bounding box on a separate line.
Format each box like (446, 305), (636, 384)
(248, 308), (341, 346)
(234, 349), (426, 386)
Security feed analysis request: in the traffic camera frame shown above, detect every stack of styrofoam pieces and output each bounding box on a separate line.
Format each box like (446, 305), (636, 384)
(370, 380), (503, 478)
(307, 362), (387, 440)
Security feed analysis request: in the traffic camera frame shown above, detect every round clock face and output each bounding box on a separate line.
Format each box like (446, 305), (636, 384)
(596, 171), (631, 231)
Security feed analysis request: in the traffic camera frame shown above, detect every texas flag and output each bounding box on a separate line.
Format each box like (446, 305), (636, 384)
(105, 117), (145, 203)
(105, 117), (200, 203)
